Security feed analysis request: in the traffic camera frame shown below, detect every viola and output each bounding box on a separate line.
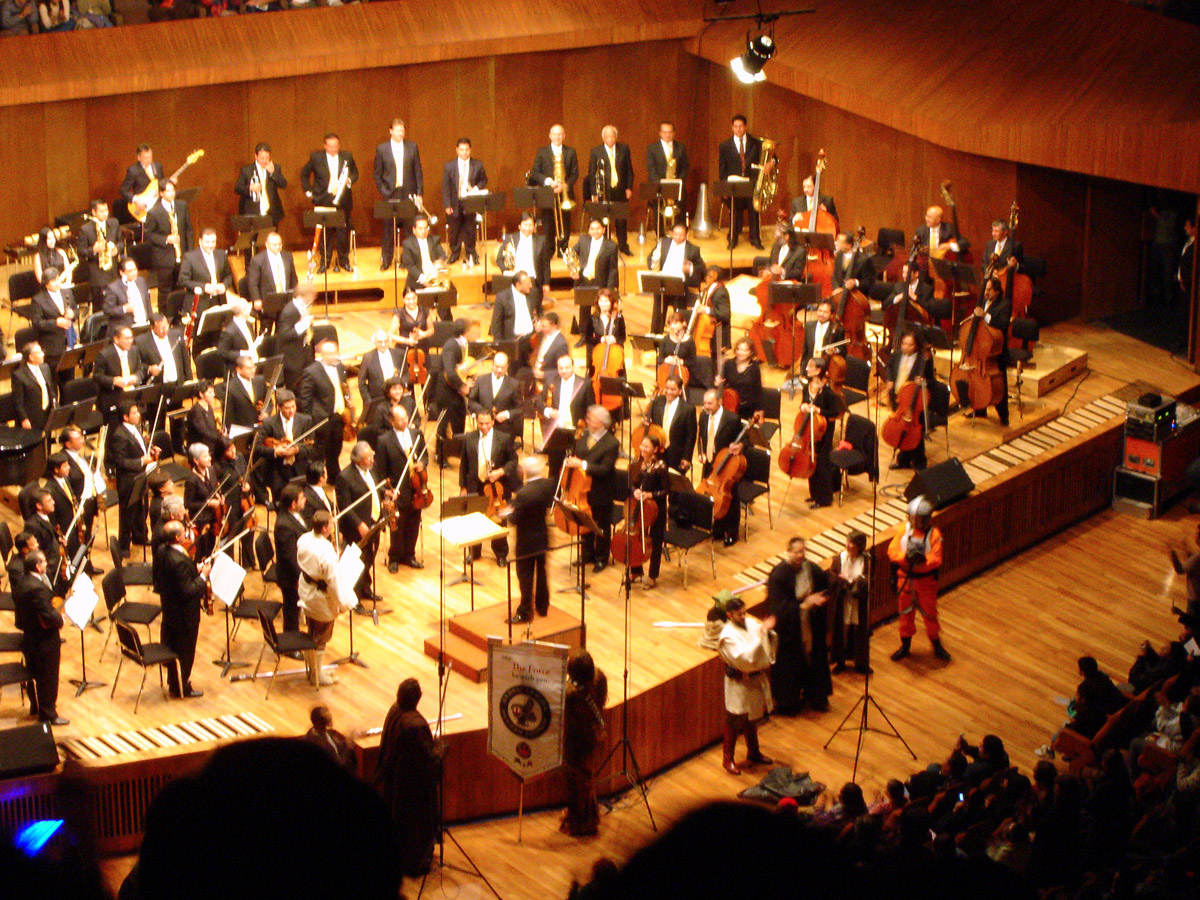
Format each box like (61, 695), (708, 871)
(611, 494), (658, 570)
(410, 462), (434, 510)
(401, 344), (428, 388)
(778, 401), (828, 480)
(698, 420), (750, 520)
(482, 461), (506, 521)
(553, 454), (593, 535)
(881, 376), (928, 452)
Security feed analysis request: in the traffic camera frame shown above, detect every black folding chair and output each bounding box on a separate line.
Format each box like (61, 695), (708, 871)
(110, 621), (180, 714)
(254, 608), (318, 700)
(737, 445), (772, 540)
(100, 568), (161, 659)
(663, 489), (716, 587)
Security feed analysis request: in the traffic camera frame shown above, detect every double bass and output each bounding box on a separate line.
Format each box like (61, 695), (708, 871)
(881, 366), (929, 453)
(830, 227), (873, 363)
(749, 219), (801, 369)
(878, 269), (933, 372)
(796, 149), (838, 299)
(610, 494), (658, 570)
(698, 420), (750, 520)
(926, 180), (973, 319)
(553, 451), (593, 535)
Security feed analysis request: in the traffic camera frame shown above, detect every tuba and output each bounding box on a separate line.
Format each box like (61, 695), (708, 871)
(752, 137), (779, 214)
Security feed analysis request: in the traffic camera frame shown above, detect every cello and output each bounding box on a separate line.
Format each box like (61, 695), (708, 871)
(830, 227), (873, 363)
(698, 420), (750, 520)
(950, 276), (1007, 413)
(591, 298), (624, 414)
(553, 451), (593, 536)
(881, 362), (929, 453)
(749, 219), (800, 369)
(610, 494), (658, 570)
(778, 399), (828, 480)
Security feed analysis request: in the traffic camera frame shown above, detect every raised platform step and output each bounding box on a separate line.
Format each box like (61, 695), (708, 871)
(1020, 344), (1088, 398)
(423, 602), (585, 683)
(423, 632), (490, 683)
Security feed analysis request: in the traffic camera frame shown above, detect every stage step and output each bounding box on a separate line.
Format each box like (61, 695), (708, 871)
(423, 633), (490, 684)
(1019, 344), (1088, 398)
(448, 603), (583, 652)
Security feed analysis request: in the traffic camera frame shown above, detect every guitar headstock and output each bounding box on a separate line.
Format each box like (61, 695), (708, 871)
(186, 149), (205, 165)
(940, 180), (955, 207)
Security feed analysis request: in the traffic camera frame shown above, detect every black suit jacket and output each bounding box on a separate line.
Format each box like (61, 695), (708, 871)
(299, 360), (348, 423)
(977, 294), (1013, 368)
(224, 374), (266, 430)
(187, 402), (221, 453)
(400, 235), (447, 293)
(153, 544), (206, 629)
(11, 363), (56, 433)
(790, 193), (838, 222)
(217, 320), (258, 370)
(302, 484), (334, 527)
(698, 281), (732, 352)
(528, 145), (579, 201)
(648, 238), (706, 288)
(490, 286), (542, 341)
(765, 239), (806, 281)
(587, 143), (634, 200)
(103, 277), (153, 329)
(135, 329), (192, 384)
(885, 351), (934, 406)
(13, 571), (62, 633)
(108, 423), (150, 498)
(373, 140), (423, 200)
(29, 288), (78, 361)
(335, 461), (389, 541)
(45, 477), (78, 535)
(496, 233), (551, 287)
(246, 250), (298, 302)
(505, 476), (554, 557)
(76, 216), (121, 285)
(262, 411), (314, 482)
(120, 161), (165, 205)
(183, 466), (221, 530)
(649, 395), (697, 473)
(359, 347), (405, 403)
(179, 248), (235, 298)
(572, 235), (619, 289)
(982, 238), (1024, 275)
(459, 428), (518, 494)
(441, 157), (488, 213)
(300, 150), (358, 210)
(235, 161), (288, 224)
(696, 408), (743, 468)
(467, 374), (522, 435)
(646, 141), (689, 183)
(718, 134), (762, 180)
(274, 510), (307, 584)
(276, 299), (312, 371)
(24, 514), (61, 576)
(915, 222), (959, 249)
(831, 249), (874, 294)
(532, 331), (569, 375)
(143, 200), (193, 270)
(542, 373), (592, 431)
(93, 344), (146, 414)
(437, 338), (468, 405)
(573, 430), (620, 513)
(802, 321), (846, 366)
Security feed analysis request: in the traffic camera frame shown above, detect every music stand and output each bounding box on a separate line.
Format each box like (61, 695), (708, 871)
(715, 180), (755, 269)
(461, 192), (505, 286)
(55, 344), (87, 376)
(768, 281), (820, 395)
(374, 199), (419, 315)
(629, 334), (661, 368)
(512, 185), (555, 214)
(229, 215), (273, 259)
(196, 305), (233, 348)
(45, 399), (93, 436)
(552, 500), (597, 615)
(260, 291), (291, 329)
(583, 200), (630, 243)
(434, 496), (495, 611)
(176, 187), (201, 206)
(418, 285), (458, 323)
(637, 272), (686, 335)
(930, 257), (979, 322)
(637, 180), (681, 239)
(302, 209), (346, 321)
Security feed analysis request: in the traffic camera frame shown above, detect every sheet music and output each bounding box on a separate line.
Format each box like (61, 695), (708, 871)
(336, 545), (363, 611)
(210, 551), (246, 608)
(64, 569), (100, 629)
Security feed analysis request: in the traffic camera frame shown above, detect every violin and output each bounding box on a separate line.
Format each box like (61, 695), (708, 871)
(409, 451), (434, 511)
(778, 396), (828, 480)
(553, 452), (593, 535)
(698, 420), (750, 520)
(341, 380), (356, 443)
(881, 369), (929, 452)
(591, 310), (625, 414)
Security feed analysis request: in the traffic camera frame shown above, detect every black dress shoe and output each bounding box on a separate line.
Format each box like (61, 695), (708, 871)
(446, 250), (461, 265)
(726, 240), (738, 251)
(998, 417), (1010, 427)
(592, 561), (607, 574)
(619, 245), (633, 256)
(723, 535), (736, 547)
(496, 555), (508, 568)
(368, 592), (385, 602)
(747, 752), (773, 765)
(184, 688), (204, 699)
(343, 264), (356, 274)
(750, 241), (765, 250)
(404, 558), (424, 569)
(387, 561), (400, 575)
(42, 715), (69, 727)
(316, 263), (328, 274)
(380, 257), (393, 271)
(507, 613), (531, 624)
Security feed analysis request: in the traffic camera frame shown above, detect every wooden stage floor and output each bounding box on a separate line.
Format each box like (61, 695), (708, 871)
(2, 285), (1199, 874)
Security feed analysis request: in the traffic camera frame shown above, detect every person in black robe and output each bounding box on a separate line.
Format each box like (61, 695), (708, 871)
(766, 536), (832, 714)
(373, 677), (442, 879)
(561, 650), (608, 836)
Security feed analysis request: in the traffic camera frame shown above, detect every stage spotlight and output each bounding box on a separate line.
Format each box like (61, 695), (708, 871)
(731, 31), (775, 84)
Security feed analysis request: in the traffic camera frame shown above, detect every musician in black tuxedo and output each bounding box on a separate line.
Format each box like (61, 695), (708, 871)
(566, 405), (620, 572)
(300, 133), (359, 273)
(790, 175), (838, 223)
(119, 144), (165, 221)
(374, 119), (424, 271)
(400, 215), (446, 294)
(276, 285), (316, 391)
(245, 231), (298, 304)
(496, 213), (551, 304)
(458, 409), (516, 565)
(531, 311), (570, 381)
(186, 381), (222, 454)
(831, 232), (875, 295)
(11, 342), (56, 435)
(528, 124), (579, 252)
(235, 142), (289, 227)
(261, 389), (315, 502)
(23, 489), (62, 581)
(647, 222), (706, 331)
(981, 219), (1024, 276)
(335, 441), (387, 604)
(717, 115), (763, 250)
(501, 456), (554, 623)
(302, 462), (334, 527)
(883, 266), (935, 316)
(883, 330), (934, 471)
(217, 298), (260, 373)
(957, 275), (1013, 427)
(178, 228), (235, 316)
(13, 551), (66, 725)
(648, 375), (697, 474)
(646, 121), (690, 183)
(442, 137), (488, 265)
(143, 180), (193, 294)
(755, 226), (806, 281)
(103, 257), (153, 330)
(587, 125), (635, 255)
(802, 301), (846, 368)
(29, 266), (78, 375)
(93, 327), (146, 419)
(299, 340), (351, 480)
(45, 453), (81, 541)
(697, 388), (746, 545)
(490, 271), (541, 345)
(154, 520), (210, 698)
(572, 219), (619, 290)
(433, 318), (477, 464)
(359, 331), (405, 404)
(77, 199), (121, 303)
(183, 443), (222, 560)
(224, 354), (267, 433)
(136, 314), (191, 387)
(375, 406), (427, 572)
(273, 482), (308, 632)
(540, 354), (594, 477)
(110, 400), (158, 556)
(914, 206), (961, 256)
(467, 351), (522, 438)
(694, 267), (732, 359)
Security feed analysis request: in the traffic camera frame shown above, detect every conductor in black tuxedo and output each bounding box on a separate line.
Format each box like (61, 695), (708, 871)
(587, 125), (635, 255)
(374, 119), (424, 271)
(400, 215), (446, 294)
(572, 219), (619, 290)
(29, 266), (78, 376)
(235, 142), (288, 227)
(11, 342), (56, 436)
(143, 180), (193, 295)
(442, 137), (488, 265)
(468, 351), (522, 438)
(566, 405), (620, 572)
(528, 123), (579, 253)
(119, 143), (165, 222)
(103, 257), (154, 330)
(300, 132), (359, 273)
(718, 114), (763, 250)
(13, 551), (66, 725)
(154, 520), (210, 698)
(246, 231), (299, 305)
(501, 456), (554, 623)
(647, 375), (697, 475)
(459, 409), (516, 565)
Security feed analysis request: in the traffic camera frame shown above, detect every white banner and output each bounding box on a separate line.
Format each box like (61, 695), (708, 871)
(487, 639), (569, 780)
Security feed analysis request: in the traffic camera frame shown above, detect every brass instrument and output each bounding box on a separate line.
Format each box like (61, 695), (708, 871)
(424, 262), (452, 290)
(752, 137), (779, 214)
(692, 183), (714, 239)
(330, 164), (351, 206)
(93, 216), (115, 273)
(564, 245), (581, 278)
(662, 153), (680, 222)
(500, 235), (516, 272)
(552, 154), (574, 255)
(168, 203), (181, 263)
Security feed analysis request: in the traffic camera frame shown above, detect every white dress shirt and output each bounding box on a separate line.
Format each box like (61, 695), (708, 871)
(662, 240), (686, 278)
(511, 290), (534, 337)
(390, 141), (405, 190)
(514, 234), (537, 280)
(152, 332), (178, 383)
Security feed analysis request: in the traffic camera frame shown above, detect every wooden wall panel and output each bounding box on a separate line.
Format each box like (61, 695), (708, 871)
(1081, 178), (1145, 321)
(1016, 163), (1088, 321)
(0, 105), (46, 244)
(43, 100), (90, 219)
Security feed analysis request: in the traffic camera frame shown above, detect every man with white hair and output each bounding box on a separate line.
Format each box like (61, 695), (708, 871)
(887, 495), (949, 662)
(563, 405), (619, 572)
(335, 441), (386, 610)
(359, 329), (404, 404)
(501, 457), (554, 624)
(217, 295), (260, 373)
(183, 442), (222, 559)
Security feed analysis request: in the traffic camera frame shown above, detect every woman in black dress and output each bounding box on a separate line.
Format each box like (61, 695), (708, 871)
(801, 356), (841, 508)
(656, 311), (696, 381)
(625, 433), (668, 589)
(586, 288), (627, 376)
(715, 337), (763, 423)
(187, 380), (222, 454)
(561, 651), (608, 836)
(389, 290), (435, 351)
(34, 227), (76, 287)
